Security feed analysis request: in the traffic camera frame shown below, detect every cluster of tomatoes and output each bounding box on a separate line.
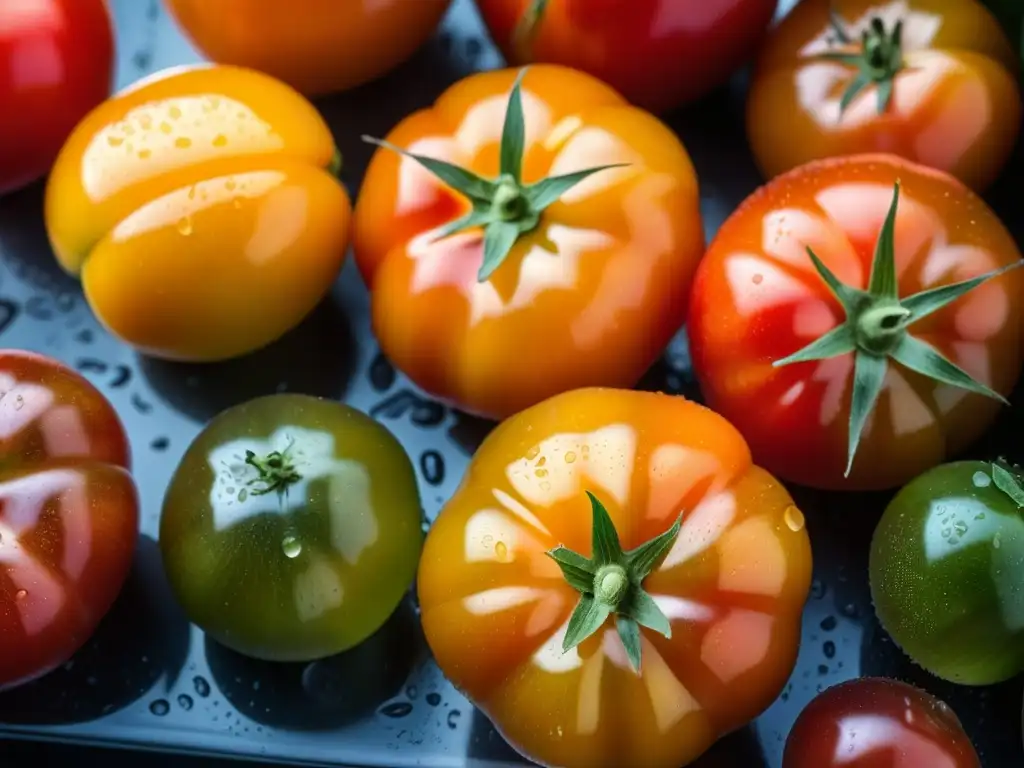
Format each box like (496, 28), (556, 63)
(3, 0), (1024, 767)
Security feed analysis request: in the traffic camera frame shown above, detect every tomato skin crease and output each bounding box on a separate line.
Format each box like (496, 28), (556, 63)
(418, 388), (812, 768)
(0, 351), (139, 691)
(747, 0), (1022, 191)
(783, 678), (981, 768)
(688, 153), (1024, 491)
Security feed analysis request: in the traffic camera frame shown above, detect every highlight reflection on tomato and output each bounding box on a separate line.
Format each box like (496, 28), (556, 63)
(687, 154), (1024, 491)
(0, 351), (139, 691)
(747, 0), (1022, 191)
(783, 678), (980, 768)
(418, 388), (812, 768)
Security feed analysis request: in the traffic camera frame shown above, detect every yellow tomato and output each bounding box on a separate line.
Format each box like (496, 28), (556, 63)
(45, 64), (351, 362)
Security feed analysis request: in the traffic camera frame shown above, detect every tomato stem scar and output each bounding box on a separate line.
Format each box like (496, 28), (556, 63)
(546, 491), (682, 674)
(244, 439), (302, 496)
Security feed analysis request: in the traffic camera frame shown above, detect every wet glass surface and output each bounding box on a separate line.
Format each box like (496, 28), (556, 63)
(0, 0), (1021, 766)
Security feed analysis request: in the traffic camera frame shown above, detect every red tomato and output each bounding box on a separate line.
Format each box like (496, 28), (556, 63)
(0, 0), (115, 195)
(474, 0), (780, 113)
(784, 678), (980, 768)
(687, 153), (1024, 491)
(0, 351), (138, 691)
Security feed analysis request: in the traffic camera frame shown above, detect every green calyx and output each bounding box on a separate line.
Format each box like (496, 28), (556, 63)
(820, 9), (905, 115)
(773, 182), (1020, 478)
(362, 68), (625, 282)
(512, 0), (550, 56)
(327, 148), (343, 178)
(244, 441), (302, 496)
(990, 460), (1024, 508)
(547, 491), (682, 674)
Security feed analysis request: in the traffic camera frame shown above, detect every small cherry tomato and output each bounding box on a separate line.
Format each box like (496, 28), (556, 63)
(870, 460), (1024, 685)
(687, 154), (1024, 491)
(353, 66), (704, 420)
(784, 678), (980, 768)
(160, 395), (423, 662)
(747, 0), (1022, 191)
(0, 351), (139, 691)
(418, 387), (812, 768)
(475, 0), (779, 113)
(45, 64), (351, 362)
(0, 0), (114, 195)
(164, 0), (452, 96)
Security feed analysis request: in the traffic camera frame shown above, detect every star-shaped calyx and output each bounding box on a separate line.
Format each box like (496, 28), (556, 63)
(547, 491), (682, 674)
(819, 8), (906, 115)
(773, 182), (1021, 477)
(362, 68), (625, 282)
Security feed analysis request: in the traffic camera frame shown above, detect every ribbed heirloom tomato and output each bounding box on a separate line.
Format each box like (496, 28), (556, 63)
(475, 0), (780, 113)
(0, 351), (139, 691)
(747, 0), (1022, 191)
(45, 64), (351, 362)
(165, 0), (451, 96)
(418, 388), (812, 768)
(688, 154), (1024, 491)
(0, 0), (114, 194)
(353, 66), (704, 420)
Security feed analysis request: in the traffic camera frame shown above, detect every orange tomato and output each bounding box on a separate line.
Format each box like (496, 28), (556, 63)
(164, 0), (452, 96)
(353, 65), (704, 420)
(747, 0), (1022, 191)
(45, 65), (351, 362)
(418, 388), (812, 768)
(687, 154), (1024, 491)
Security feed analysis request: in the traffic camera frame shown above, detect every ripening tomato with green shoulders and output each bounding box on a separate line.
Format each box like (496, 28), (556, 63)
(418, 388), (812, 768)
(747, 0), (1022, 191)
(687, 153), (1024, 491)
(474, 0), (780, 113)
(352, 65), (705, 421)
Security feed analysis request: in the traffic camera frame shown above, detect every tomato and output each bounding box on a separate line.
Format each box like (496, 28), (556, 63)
(0, 0), (114, 195)
(747, 0), (1022, 191)
(164, 0), (451, 97)
(353, 66), (704, 420)
(784, 678), (980, 768)
(44, 64), (351, 362)
(687, 153), (1024, 491)
(160, 394), (423, 662)
(0, 351), (138, 691)
(418, 387), (812, 768)
(475, 0), (779, 113)
(870, 460), (1024, 685)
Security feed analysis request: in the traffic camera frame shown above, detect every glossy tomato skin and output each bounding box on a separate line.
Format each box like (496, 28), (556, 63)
(418, 388), (812, 768)
(165, 0), (451, 96)
(0, 0), (114, 195)
(44, 64), (351, 362)
(748, 0), (1021, 191)
(0, 351), (138, 691)
(784, 678), (980, 768)
(160, 395), (423, 662)
(353, 66), (705, 420)
(870, 461), (1024, 684)
(476, 0), (779, 113)
(687, 154), (1024, 491)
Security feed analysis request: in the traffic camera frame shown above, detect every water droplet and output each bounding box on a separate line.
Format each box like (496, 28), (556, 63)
(14, 395), (24, 411)
(149, 699), (170, 716)
(168, 105), (182, 119)
(177, 216), (193, 236)
(447, 709), (462, 729)
(282, 535), (302, 558)
(379, 701), (413, 718)
(535, 468), (548, 478)
(973, 471), (992, 488)
(238, 488), (248, 502)
(494, 541), (509, 561)
(839, 602), (858, 618)
(783, 505), (805, 532)
(823, 640), (836, 659)
(159, 121), (173, 134)
(941, 527), (951, 538)
(540, 480), (551, 491)
(107, 135), (124, 147)
(137, 149), (151, 160)
(525, 445), (540, 460)
(811, 580), (826, 599)
(820, 616), (837, 631)
(564, 451), (577, 464)
(752, 273), (764, 285)
(406, 685), (418, 700)
(953, 521), (968, 536)
(212, 134), (228, 147)
(15, 589), (27, 600)
(425, 692), (441, 706)
(993, 532), (1002, 549)
(175, 136), (192, 149)
(225, 178), (237, 191)
(177, 694), (194, 711)
(193, 676), (211, 697)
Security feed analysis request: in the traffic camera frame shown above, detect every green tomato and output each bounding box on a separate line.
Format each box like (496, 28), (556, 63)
(160, 394), (423, 662)
(869, 460), (1024, 685)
